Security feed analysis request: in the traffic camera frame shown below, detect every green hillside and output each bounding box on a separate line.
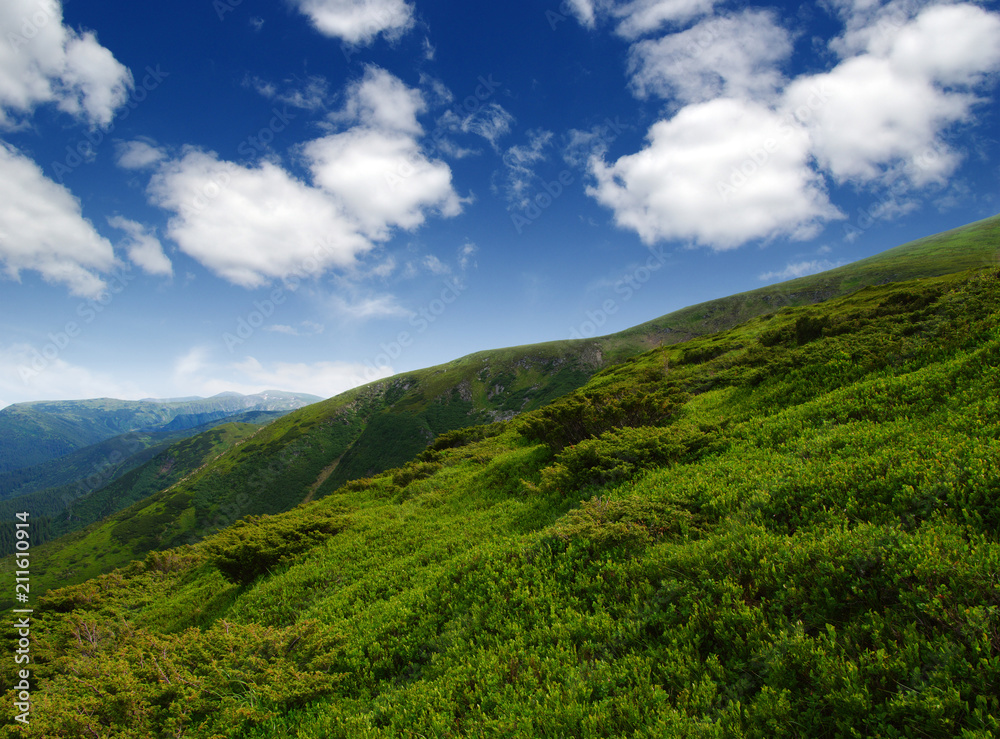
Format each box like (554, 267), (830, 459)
(11, 215), (1000, 602)
(0, 410), (291, 552)
(4, 262), (999, 737)
(0, 422), (265, 594)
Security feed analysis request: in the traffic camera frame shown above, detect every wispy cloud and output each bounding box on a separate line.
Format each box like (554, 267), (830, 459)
(245, 74), (330, 111)
(439, 103), (515, 151)
(499, 129), (554, 209)
(264, 321), (325, 337)
(758, 259), (844, 282)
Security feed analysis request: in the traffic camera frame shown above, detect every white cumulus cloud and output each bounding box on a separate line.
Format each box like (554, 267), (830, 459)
(142, 68), (464, 289)
(107, 216), (172, 277)
(0, 0), (132, 128)
(628, 10), (792, 104)
(0, 143), (117, 296)
(147, 149), (370, 288)
(786, 3), (1000, 187)
(588, 99), (840, 249)
(289, 0), (414, 45)
(586, 1), (1000, 251)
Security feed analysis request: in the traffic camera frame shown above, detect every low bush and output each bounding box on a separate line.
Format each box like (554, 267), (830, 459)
(203, 510), (347, 585)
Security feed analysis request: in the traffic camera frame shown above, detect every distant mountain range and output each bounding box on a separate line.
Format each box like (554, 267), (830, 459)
(0, 390), (321, 477)
(0, 392), (320, 548)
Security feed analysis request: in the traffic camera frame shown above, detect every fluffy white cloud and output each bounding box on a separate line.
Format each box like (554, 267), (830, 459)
(588, 99), (840, 248)
(305, 67), (462, 239)
(0, 143), (117, 296)
(107, 216), (172, 276)
(564, 0), (597, 28)
(147, 149), (369, 288)
(587, 1), (1000, 250)
(0, 0), (132, 128)
(331, 66), (425, 134)
(881, 4), (1000, 85)
(304, 129), (461, 240)
(628, 10), (792, 103)
(290, 0), (414, 45)
(143, 69), (463, 289)
(788, 3), (1000, 186)
(115, 140), (167, 170)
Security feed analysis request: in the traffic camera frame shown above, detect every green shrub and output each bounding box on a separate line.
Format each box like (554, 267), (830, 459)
(424, 421), (509, 453)
(392, 460), (443, 488)
(203, 510), (347, 585)
(536, 425), (711, 495)
(520, 385), (685, 450)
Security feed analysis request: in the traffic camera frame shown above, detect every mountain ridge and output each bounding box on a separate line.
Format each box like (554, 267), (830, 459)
(0, 391), (321, 476)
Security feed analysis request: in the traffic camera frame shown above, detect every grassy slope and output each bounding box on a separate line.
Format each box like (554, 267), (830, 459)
(9, 215), (999, 602)
(0, 410), (291, 523)
(5, 265), (999, 737)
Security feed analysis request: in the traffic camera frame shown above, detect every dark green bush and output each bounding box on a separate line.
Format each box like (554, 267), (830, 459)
(204, 510), (347, 585)
(537, 425), (711, 494)
(520, 384), (685, 450)
(424, 421), (509, 453)
(392, 460), (443, 488)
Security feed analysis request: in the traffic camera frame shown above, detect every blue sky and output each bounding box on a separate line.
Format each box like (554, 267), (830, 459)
(1, 0), (999, 407)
